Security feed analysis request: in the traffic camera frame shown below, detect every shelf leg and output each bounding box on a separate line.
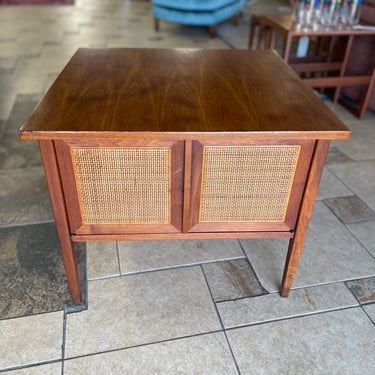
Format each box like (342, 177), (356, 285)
(358, 65), (375, 119)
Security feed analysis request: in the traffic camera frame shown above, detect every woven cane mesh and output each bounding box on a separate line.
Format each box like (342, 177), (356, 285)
(200, 145), (300, 222)
(71, 147), (170, 224)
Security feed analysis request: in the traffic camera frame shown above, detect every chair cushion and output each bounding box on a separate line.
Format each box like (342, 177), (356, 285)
(152, 0), (238, 12)
(153, 0), (245, 26)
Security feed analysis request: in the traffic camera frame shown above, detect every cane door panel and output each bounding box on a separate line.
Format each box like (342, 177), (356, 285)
(55, 140), (184, 235)
(188, 140), (315, 233)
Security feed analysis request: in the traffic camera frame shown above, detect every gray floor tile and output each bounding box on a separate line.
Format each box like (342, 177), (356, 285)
(363, 303), (375, 323)
(240, 237), (290, 293)
(0, 40), (42, 60)
(13, 72), (47, 95)
(346, 277), (375, 304)
(347, 220), (375, 257)
(118, 239), (244, 274)
(324, 100), (366, 122)
(241, 202), (375, 292)
(13, 58), (63, 93)
(0, 167), (53, 226)
(328, 160), (375, 211)
(217, 14), (250, 49)
(203, 259), (265, 302)
(0, 94), (16, 120)
(333, 120), (375, 161)
(4, 93), (40, 121)
(6, 362), (61, 375)
(0, 131), (42, 169)
(64, 332), (237, 375)
(227, 308), (375, 375)
(323, 195), (375, 224)
(325, 145), (352, 164)
(218, 283), (358, 328)
(65, 267), (221, 358)
(0, 56), (18, 73)
(316, 167), (352, 200)
(0, 311), (63, 371)
(87, 241), (120, 280)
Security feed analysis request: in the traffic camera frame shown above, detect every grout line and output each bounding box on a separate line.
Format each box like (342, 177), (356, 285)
(236, 239), (247, 257)
(319, 196), (375, 262)
(214, 292), (268, 305)
(237, 239), (270, 295)
(0, 220), (55, 230)
(82, 244), (89, 309)
(86, 263), (205, 284)
(115, 256), (246, 278)
(325, 163), (357, 195)
(217, 33), (237, 49)
(360, 304), (375, 326)
(342, 217), (375, 225)
(343, 277), (365, 305)
(62, 330), (223, 363)
(276, 278), (375, 294)
(0, 360), (62, 374)
(115, 241), (122, 275)
(87, 273), (123, 282)
(200, 264), (242, 375)
(61, 312), (67, 375)
(86, 254), (251, 283)
(345, 224), (375, 261)
(223, 304), (361, 331)
(326, 152), (375, 163)
(0, 309), (65, 323)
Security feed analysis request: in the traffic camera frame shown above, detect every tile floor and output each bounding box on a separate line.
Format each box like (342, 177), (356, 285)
(1, 0), (375, 373)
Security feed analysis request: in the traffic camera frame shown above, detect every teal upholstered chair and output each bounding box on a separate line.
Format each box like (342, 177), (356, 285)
(152, 0), (246, 37)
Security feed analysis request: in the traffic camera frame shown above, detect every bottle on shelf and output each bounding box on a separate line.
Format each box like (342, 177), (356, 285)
(321, 0), (337, 26)
(347, 0), (362, 25)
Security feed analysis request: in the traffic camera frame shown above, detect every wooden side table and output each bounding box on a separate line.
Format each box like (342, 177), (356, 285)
(252, 14), (375, 118)
(19, 48), (350, 304)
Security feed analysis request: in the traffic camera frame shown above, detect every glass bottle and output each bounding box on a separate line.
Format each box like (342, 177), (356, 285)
(347, 0), (363, 25)
(292, 0), (304, 24)
(321, 0), (337, 26)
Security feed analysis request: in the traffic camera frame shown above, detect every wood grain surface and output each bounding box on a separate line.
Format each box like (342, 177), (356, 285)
(19, 48), (350, 140)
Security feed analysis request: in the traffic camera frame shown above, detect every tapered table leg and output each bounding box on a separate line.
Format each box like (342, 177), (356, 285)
(39, 140), (81, 304)
(281, 140), (330, 297)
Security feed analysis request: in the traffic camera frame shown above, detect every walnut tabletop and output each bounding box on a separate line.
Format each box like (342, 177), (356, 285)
(19, 48), (350, 141)
(18, 48), (351, 303)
